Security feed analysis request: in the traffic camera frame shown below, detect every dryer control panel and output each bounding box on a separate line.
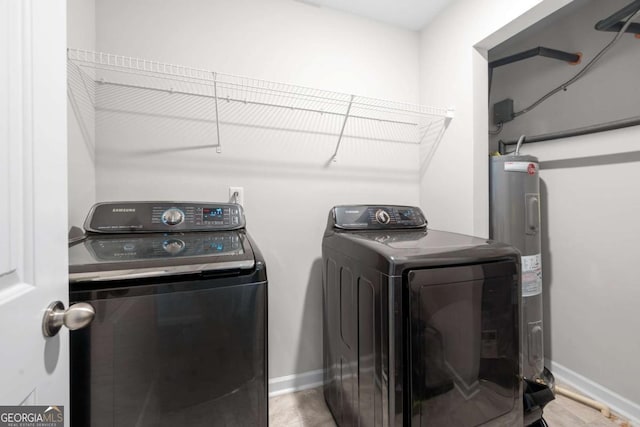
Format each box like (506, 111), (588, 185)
(85, 202), (246, 233)
(331, 205), (427, 230)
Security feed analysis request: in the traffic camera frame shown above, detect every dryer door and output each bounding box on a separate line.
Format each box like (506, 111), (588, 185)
(407, 261), (521, 426)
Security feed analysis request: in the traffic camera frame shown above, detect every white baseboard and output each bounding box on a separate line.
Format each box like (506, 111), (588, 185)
(549, 359), (640, 425)
(269, 363), (640, 425)
(268, 369), (324, 398)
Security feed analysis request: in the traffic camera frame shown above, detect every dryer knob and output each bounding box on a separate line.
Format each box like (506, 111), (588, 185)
(375, 209), (391, 225)
(162, 208), (184, 226)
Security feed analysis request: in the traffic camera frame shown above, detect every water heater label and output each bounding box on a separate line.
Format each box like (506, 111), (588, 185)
(504, 161), (538, 175)
(521, 253), (542, 296)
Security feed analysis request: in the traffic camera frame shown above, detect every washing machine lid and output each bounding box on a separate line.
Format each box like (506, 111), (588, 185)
(69, 201), (256, 282)
(69, 230), (255, 283)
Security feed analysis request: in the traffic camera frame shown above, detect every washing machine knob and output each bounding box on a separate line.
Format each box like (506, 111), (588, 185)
(162, 208), (184, 226)
(375, 209), (391, 225)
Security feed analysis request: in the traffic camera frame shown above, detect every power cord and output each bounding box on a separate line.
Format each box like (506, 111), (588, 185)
(513, 6), (640, 118)
(489, 122), (503, 135)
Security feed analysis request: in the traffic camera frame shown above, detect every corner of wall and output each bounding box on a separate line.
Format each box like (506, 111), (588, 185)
(416, 0), (575, 236)
(67, 0), (97, 230)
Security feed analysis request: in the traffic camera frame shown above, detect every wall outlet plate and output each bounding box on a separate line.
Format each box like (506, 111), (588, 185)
(229, 186), (244, 206)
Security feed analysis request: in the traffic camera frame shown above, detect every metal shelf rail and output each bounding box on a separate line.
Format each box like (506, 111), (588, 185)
(67, 48), (454, 162)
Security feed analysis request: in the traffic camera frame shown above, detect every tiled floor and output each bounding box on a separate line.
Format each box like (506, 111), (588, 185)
(269, 385), (633, 427)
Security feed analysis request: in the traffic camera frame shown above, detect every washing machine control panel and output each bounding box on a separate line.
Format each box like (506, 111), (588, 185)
(332, 205), (427, 230)
(85, 202), (246, 233)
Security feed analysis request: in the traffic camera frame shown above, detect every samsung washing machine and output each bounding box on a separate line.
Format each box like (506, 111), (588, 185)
(68, 201), (267, 427)
(322, 205), (523, 426)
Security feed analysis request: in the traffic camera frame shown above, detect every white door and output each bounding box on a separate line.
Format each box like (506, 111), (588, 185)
(0, 0), (70, 422)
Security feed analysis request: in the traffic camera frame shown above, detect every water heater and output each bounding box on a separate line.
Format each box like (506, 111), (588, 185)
(489, 155), (554, 426)
(490, 154), (546, 382)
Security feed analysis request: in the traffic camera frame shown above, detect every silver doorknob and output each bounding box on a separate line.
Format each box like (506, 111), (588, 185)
(42, 301), (95, 337)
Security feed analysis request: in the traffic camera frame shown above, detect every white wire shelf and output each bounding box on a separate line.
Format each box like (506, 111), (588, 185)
(67, 48), (454, 161)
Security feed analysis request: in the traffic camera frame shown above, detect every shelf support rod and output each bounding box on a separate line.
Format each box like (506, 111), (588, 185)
(67, 85), (95, 160)
(213, 72), (222, 153)
(418, 113), (453, 178)
(489, 46), (581, 69)
(76, 67), (96, 108)
(331, 95), (354, 162)
(595, 0), (640, 34)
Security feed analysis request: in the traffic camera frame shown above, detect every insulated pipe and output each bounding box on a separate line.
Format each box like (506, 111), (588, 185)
(498, 115), (640, 154)
(554, 386), (611, 418)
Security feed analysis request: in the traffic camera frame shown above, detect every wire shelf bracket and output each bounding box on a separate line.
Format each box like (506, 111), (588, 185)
(212, 72), (222, 153)
(331, 95), (354, 162)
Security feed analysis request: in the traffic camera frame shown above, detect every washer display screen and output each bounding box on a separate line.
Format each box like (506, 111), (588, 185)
(203, 207), (225, 220)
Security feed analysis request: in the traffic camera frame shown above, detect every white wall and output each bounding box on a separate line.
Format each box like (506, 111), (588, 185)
(94, 0), (422, 380)
(76, 0), (640, 415)
(489, 0), (640, 415)
(418, 0), (572, 237)
(489, 0), (640, 143)
(419, 0), (640, 419)
(67, 0), (96, 230)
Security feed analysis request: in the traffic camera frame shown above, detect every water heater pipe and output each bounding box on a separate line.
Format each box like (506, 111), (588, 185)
(554, 385), (611, 418)
(498, 115), (640, 154)
(514, 135), (525, 155)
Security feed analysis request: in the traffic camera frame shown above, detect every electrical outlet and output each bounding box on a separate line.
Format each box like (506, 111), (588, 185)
(229, 186), (244, 206)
